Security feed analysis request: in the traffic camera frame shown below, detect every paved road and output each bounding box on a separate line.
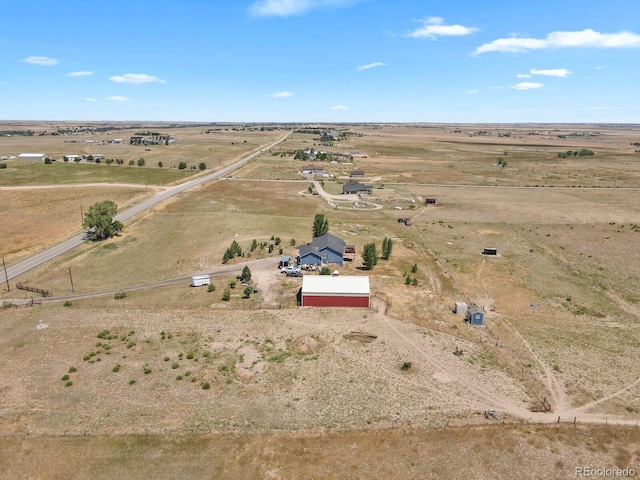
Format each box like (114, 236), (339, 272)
(0, 132), (290, 285)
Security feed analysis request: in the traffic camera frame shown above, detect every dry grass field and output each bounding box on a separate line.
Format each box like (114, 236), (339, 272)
(1, 122), (639, 478)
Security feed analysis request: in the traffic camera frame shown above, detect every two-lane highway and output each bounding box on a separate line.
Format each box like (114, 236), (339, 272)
(1, 132), (290, 285)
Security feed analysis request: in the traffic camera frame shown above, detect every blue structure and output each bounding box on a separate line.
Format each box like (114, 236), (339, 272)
(279, 256), (291, 268)
(466, 305), (484, 325)
(297, 233), (346, 267)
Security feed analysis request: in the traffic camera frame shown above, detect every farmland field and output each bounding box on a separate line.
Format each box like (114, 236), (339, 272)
(1, 121), (639, 479)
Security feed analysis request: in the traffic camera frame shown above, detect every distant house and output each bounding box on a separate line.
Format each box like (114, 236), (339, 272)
(18, 153), (47, 162)
(300, 164), (324, 175)
(465, 305), (484, 325)
(342, 181), (372, 195)
(298, 233), (346, 266)
(130, 136), (144, 145)
(350, 170), (365, 178)
(63, 154), (82, 162)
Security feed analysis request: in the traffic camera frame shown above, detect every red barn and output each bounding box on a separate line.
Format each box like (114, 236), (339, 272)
(301, 275), (370, 308)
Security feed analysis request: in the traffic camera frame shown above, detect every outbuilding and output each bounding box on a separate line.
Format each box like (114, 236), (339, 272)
(301, 275), (370, 307)
(18, 153), (47, 162)
(465, 305), (484, 325)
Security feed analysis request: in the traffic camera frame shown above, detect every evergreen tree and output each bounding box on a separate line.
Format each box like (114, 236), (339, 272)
(361, 243), (378, 270)
(312, 213), (329, 237)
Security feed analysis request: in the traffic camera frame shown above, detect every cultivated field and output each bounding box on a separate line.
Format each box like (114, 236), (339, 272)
(1, 122), (639, 479)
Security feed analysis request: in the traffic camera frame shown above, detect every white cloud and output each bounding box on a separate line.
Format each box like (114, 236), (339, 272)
(517, 73), (531, 78)
(106, 96), (130, 102)
(595, 65), (605, 70)
(267, 91), (292, 98)
(249, 0), (356, 17)
(67, 71), (94, 77)
(356, 62), (387, 71)
(84, 97), (97, 103)
(22, 56), (58, 66)
(466, 90), (479, 94)
(408, 17), (478, 39)
(489, 86), (505, 90)
(530, 68), (571, 77)
(511, 82), (545, 90)
(331, 104), (348, 110)
(475, 29), (640, 54)
(109, 73), (166, 84)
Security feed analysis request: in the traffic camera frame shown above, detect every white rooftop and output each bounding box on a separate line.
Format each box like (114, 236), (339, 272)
(302, 275), (370, 295)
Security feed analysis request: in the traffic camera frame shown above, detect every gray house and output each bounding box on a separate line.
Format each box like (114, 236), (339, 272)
(297, 233), (346, 266)
(342, 181), (372, 195)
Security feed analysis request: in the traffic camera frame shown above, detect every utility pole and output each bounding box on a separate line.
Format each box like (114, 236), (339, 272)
(68, 268), (75, 292)
(2, 257), (9, 291)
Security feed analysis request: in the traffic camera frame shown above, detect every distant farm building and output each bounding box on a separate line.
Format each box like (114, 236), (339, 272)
(482, 247), (497, 256)
(425, 198), (437, 205)
(130, 136), (144, 145)
(301, 275), (370, 307)
(63, 154), (82, 162)
(300, 165), (324, 175)
(465, 305), (485, 325)
(298, 233), (346, 267)
(350, 170), (365, 178)
(18, 153), (47, 162)
(342, 181), (372, 195)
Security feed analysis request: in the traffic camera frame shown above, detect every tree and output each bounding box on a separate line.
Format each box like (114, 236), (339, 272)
(83, 200), (124, 241)
(312, 213), (329, 238)
(250, 239), (258, 252)
(361, 243), (378, 270)
(178, 161), (187, 170)
(158, 161), (163, 168)
(319, 266), (331, 275)
(199, 162), (206, 171)
(222, 289), (231, 301)
(411, 263), (418, 274)
(382, 237), (393, 260)
(405, 275), (412, 285)
(137, 158), (145, 167)
(241, 266), (252, 282)
(243, 286), (253, 299)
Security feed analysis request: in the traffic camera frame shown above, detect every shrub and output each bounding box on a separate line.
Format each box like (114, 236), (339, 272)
(176, 375), (183, 380)
(186, 352), (194, 360)
(201, 382), (211, 390)
(113, 364), (121, 373)
(164, 356), (170, 361)
(61, 375), (70, 381)
(69, 367), (77, 373)
(63, 300), (72, 307)
(229, 281), (236, 289)
(185, 371), (191, 377)
(114, 291), (127, 300)
(127, 342), (135, 349)
(222, 289), (231, 301)
(401, 362), (412, 371)
(172, 363), (179, 369)
(65, 381), (73, 387)
(97, 330), (109, 339)
(0, 163), (7, 169)
(129, 379), (136, 385)
(207, 283), (216, 292)
(143, 367), (152, 374)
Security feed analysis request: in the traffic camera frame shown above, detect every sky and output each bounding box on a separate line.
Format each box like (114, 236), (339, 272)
(0, 0), (639, 123)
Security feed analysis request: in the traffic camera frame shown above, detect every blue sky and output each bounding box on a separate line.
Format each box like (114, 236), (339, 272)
(1, 0), (639, 123)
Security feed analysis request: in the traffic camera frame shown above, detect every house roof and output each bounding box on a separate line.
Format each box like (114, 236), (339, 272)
(311, 233), (345, 253)
(302, 275), (370, 296)
(343, 181), (371, 193)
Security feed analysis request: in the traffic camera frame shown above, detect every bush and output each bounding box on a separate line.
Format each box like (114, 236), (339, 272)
(112, 364), (121, 373)
(143, 367), (152, 374)
(207, 283), (216, 292)
(114, 291), (127, 300)
(178, 161), (187, 170)
(172, 363), (180, 369)
(63, 300), (72, 307)
(186, 352), (194, 360)
(61, 374), (70, 381)
(176, 375), (183, 380)
(199, 162), (206, 170)
(0, 163), (7, 169)
(201, 382), (211, 390)
(401, 362), (412, 371)
(68, 367), (77, 373)
(97, 330), (109, 339)
(65, 381), (73, 387)
(129, 379), (136, 385)
(222, 289), (231, 301)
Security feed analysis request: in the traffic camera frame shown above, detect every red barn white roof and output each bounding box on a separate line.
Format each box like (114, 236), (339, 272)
(302, 275), (370, 296)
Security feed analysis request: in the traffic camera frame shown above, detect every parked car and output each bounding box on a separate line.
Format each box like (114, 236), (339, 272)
(286, 270), (303, 277)
(403, 218), (412, 226)
(397, 218), (404, 223)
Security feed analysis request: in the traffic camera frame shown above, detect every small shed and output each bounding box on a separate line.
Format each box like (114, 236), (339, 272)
(466, 305), (484, 325)
(425, 198), (437, 205)
(454, 302), (467, 315)
(482, 247), (497, 256)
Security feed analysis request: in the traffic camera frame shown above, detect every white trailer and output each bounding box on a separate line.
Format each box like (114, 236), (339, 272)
(190, 274), (210, 287)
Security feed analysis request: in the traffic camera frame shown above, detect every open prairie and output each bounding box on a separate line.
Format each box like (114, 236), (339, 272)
(1, 122), (639, 479)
